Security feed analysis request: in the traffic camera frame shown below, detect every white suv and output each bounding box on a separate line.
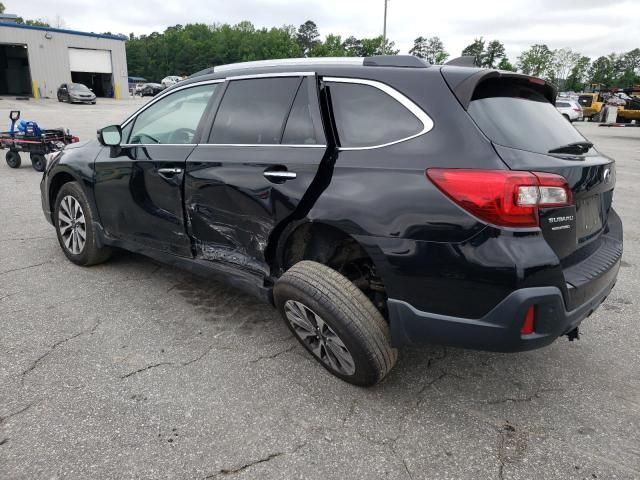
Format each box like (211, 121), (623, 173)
(556, 99), (583, 122)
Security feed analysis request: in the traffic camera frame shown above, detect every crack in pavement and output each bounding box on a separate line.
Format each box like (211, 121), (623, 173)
(20, 319), (102, 384)
(0, 402), (37, 426)
(485, 387), (565, 405)
(121, 362), (173, 379)
(0, 261), (52, 277)
(249, 344), (297, 364)
(121, 343), (231, 378)
(204, 443), (306, 478)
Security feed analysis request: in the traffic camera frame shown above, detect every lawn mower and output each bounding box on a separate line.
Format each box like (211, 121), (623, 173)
(1, 110), (79, 172)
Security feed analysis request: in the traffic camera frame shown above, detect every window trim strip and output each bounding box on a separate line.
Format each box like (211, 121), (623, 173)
(323, 76), (434, 151)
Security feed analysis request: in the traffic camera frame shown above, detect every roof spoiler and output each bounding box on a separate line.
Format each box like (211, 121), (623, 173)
(444, 56), (477, 67)
(441, 67), (558, 109)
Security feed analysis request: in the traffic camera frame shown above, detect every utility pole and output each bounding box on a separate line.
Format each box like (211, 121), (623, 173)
(382, 0), (388, 54)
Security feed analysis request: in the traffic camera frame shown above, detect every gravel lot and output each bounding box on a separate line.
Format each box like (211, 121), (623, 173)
(1, 97), (639, 480)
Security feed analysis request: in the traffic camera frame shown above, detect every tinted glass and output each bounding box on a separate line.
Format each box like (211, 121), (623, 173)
(556, 102), (570, 108)
(327, 82), (422, 148)
(210, 77), (300, 144)
(468, 83), (586, 155)
(128, 84), (217, 144)
(282, 78), (325, 145)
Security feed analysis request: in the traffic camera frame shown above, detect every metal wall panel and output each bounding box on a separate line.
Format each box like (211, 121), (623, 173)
(0, 24), (128, 99)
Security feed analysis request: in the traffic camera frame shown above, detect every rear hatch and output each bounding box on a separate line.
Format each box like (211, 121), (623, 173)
(442, 70), (621, 309)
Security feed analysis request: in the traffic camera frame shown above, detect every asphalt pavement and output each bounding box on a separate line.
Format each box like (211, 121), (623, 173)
(0, 97), (639, 479)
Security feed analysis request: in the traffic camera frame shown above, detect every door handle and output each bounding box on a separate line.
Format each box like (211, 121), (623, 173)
(263, 171), (296, 180)
(157, 167), (183, 177)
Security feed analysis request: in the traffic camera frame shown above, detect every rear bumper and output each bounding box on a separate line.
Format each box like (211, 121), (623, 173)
(388, 259), (619, 351)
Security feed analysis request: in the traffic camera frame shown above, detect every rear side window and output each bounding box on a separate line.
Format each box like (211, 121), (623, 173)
(210, 77), (300, 144)
(327, 81), (423, 148)
(282, 78), (325, 145)
(468, 79), (586, 155)
(556, 102), (570, 108)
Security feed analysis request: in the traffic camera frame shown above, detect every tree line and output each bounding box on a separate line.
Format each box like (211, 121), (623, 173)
(126, 20), (639, 91)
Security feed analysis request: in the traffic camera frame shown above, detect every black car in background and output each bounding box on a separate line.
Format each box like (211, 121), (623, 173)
(40, 56), (622, 386)
(140, 83), (165, 96)
(57, 83), (97, 104)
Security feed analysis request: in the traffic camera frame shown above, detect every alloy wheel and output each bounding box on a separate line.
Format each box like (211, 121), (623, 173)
(284, 299), (356, 375)
(58, 195), (87, 255)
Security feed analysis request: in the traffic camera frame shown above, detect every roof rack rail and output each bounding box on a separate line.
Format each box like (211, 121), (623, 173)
(363, 55), (428, 68)
(188, 55), (429, 79)
(445, 56), (477, 67)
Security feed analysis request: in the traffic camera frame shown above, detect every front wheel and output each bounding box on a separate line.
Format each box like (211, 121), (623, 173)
(274, 261), (397, 386)
(30, 153), (46, 172)
(5, 151), (21, 168)
(54, 182), (111, 266)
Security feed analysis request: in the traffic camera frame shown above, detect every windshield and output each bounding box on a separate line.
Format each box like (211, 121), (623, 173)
(69, 83), (90, 92)
(468, 81), (587, 155)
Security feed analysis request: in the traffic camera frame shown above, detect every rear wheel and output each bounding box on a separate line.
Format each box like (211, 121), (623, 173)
(5, 151), (21, 168)
(562, 114), (570, 122)
(54, 181), (111, 266)
(274, 261), (397, 386)
(30, 153), (46, 172)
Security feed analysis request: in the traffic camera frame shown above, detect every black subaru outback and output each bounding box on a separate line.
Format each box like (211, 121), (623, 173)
(41, 55), (622, 386)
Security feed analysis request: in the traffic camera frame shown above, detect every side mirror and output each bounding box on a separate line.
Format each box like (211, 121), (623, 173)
(98, 125), (122, 146)
(9, 110), (20, 121)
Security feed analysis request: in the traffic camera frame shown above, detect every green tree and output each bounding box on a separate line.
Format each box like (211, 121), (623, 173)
(497, 57), (515, 71)
(548, 48), (581, 89)
(588, 55), (615, 87)
(0, 2), (5, 13)
(359, 36), (399, 56)
(461, 37), (485, 66)
(410, 36), (448, 64)
(343, 36), (363, 56)
(565, 56), (591, 91)
(296, 20), (319, 57)
(517, 44), (554, 77)
(309, 34), (347, 57)
(482, 40), (505, 68)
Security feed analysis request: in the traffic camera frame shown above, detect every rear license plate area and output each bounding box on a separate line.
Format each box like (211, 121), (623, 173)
(576, 195), (603, 240)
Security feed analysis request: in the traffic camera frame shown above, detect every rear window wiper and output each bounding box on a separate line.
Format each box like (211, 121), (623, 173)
(548, 141), (593, 155)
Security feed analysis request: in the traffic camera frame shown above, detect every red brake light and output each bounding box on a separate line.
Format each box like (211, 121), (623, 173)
(521, 305), (536, 335)
(71, 136), (80, 143)
(425, 169), (572, 228)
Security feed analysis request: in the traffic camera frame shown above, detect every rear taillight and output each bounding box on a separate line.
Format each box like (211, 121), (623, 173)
(425, 169), (572, 228)
(573, 107), (582, 112)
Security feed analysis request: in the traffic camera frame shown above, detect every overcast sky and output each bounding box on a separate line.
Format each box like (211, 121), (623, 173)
(5, 0), (640, 61)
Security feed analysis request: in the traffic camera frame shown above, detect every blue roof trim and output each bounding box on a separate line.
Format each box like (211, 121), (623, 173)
(0, 22), (126, 41)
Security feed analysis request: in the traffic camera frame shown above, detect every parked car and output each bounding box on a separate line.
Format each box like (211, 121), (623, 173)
(57, 83), (96, 104)
(556, 99), (583, 121)
(41, 56), (622, 386)
(161, 76), (183, 88)
(140, 83), (165, 96)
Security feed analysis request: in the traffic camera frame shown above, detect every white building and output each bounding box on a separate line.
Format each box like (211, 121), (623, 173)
(0, 16), (128, 99)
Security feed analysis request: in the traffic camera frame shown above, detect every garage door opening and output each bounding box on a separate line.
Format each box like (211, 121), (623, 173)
(68, 48), (113, 98)
(71, 72), (112, 97)
(0, 43), (32, 96)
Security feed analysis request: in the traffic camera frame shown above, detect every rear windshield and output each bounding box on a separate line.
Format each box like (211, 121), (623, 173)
(467, 80), (586, 155)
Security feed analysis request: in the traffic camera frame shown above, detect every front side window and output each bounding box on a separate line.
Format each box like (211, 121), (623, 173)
(327, 81), (423, 148)
(209, 77), (300, 144)
(128, 84), (218, 145)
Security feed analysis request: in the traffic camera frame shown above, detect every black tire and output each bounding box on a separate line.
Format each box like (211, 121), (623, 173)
(30, 153), (46, 172)
(562, 114), (570, 122)
(54, 181), (111, 266)
(5, 151), (21, 168)
(57, 95), (62, 102)
(274, 260), (397, 386)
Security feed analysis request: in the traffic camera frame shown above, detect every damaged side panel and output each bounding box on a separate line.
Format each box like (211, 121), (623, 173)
(183, 145), (329, 282)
